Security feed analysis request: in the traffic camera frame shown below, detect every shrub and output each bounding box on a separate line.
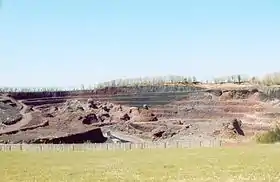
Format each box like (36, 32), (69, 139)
(256, 127), (280, 144)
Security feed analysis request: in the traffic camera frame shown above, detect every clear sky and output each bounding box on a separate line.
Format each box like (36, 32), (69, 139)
(0, 0), (280, 87)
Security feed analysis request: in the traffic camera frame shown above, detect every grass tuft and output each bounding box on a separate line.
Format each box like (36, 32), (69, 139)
(256, 127), (280, 144)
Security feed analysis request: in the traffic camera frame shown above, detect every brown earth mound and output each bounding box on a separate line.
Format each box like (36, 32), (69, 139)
(219, 89), (259, 100)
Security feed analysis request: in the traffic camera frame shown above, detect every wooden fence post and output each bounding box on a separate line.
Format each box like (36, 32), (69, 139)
(0, 139), (223, 152)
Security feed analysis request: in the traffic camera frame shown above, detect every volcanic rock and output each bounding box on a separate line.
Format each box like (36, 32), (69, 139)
(120, 113), (130, 121)
(82, 113), (99, 125)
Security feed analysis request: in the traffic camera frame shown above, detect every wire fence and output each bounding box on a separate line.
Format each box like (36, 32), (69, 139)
(0, 140), (222, 152)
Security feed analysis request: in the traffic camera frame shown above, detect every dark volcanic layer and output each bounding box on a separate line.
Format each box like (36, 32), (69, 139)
(30, 128), (107, 144)
(4, 86), (202, 99)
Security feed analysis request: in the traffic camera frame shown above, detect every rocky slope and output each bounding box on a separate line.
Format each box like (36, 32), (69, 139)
(0, 85), (280, 144)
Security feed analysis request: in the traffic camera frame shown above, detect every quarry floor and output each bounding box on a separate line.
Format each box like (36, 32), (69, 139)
(1, 84), (280, 144)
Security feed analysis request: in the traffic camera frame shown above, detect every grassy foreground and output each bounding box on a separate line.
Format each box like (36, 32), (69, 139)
(1, 145), (280, 182)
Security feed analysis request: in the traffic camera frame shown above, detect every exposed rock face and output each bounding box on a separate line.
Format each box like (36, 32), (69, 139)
(87, 98), (98, 109)
(2, 85), (274, 145)
(206, 89), (223, 96)
(120, 113), (130, 121)
(64, 100), (85, 112)
(97, 112), (110, 122)
(49, 106), (58, 112)
(0, 120), (49, 137)
(220, 89), (261, 101)
(24, 106), (34, 113)
(131, 109), (158, 122)
(151, 126), (177, 140)
(0, 95), (159, 144)
(0, 98), (21, 109)
(129, 107), (139, 114)
(0, 102), (22, 125)
(65, 99), (159, 124)
(30, 128), (107, 144)
(82, 114), (99, 125)
(102, 106), (110, 112)
(42, 113), (54, 118)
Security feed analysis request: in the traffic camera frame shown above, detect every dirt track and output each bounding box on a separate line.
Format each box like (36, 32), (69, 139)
(1, 85), (280, 144)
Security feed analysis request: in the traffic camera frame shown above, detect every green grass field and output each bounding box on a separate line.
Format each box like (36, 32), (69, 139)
(1, 145), (280, 182)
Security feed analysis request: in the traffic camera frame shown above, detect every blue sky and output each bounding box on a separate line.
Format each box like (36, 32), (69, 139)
(0, 0), (280, 87)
